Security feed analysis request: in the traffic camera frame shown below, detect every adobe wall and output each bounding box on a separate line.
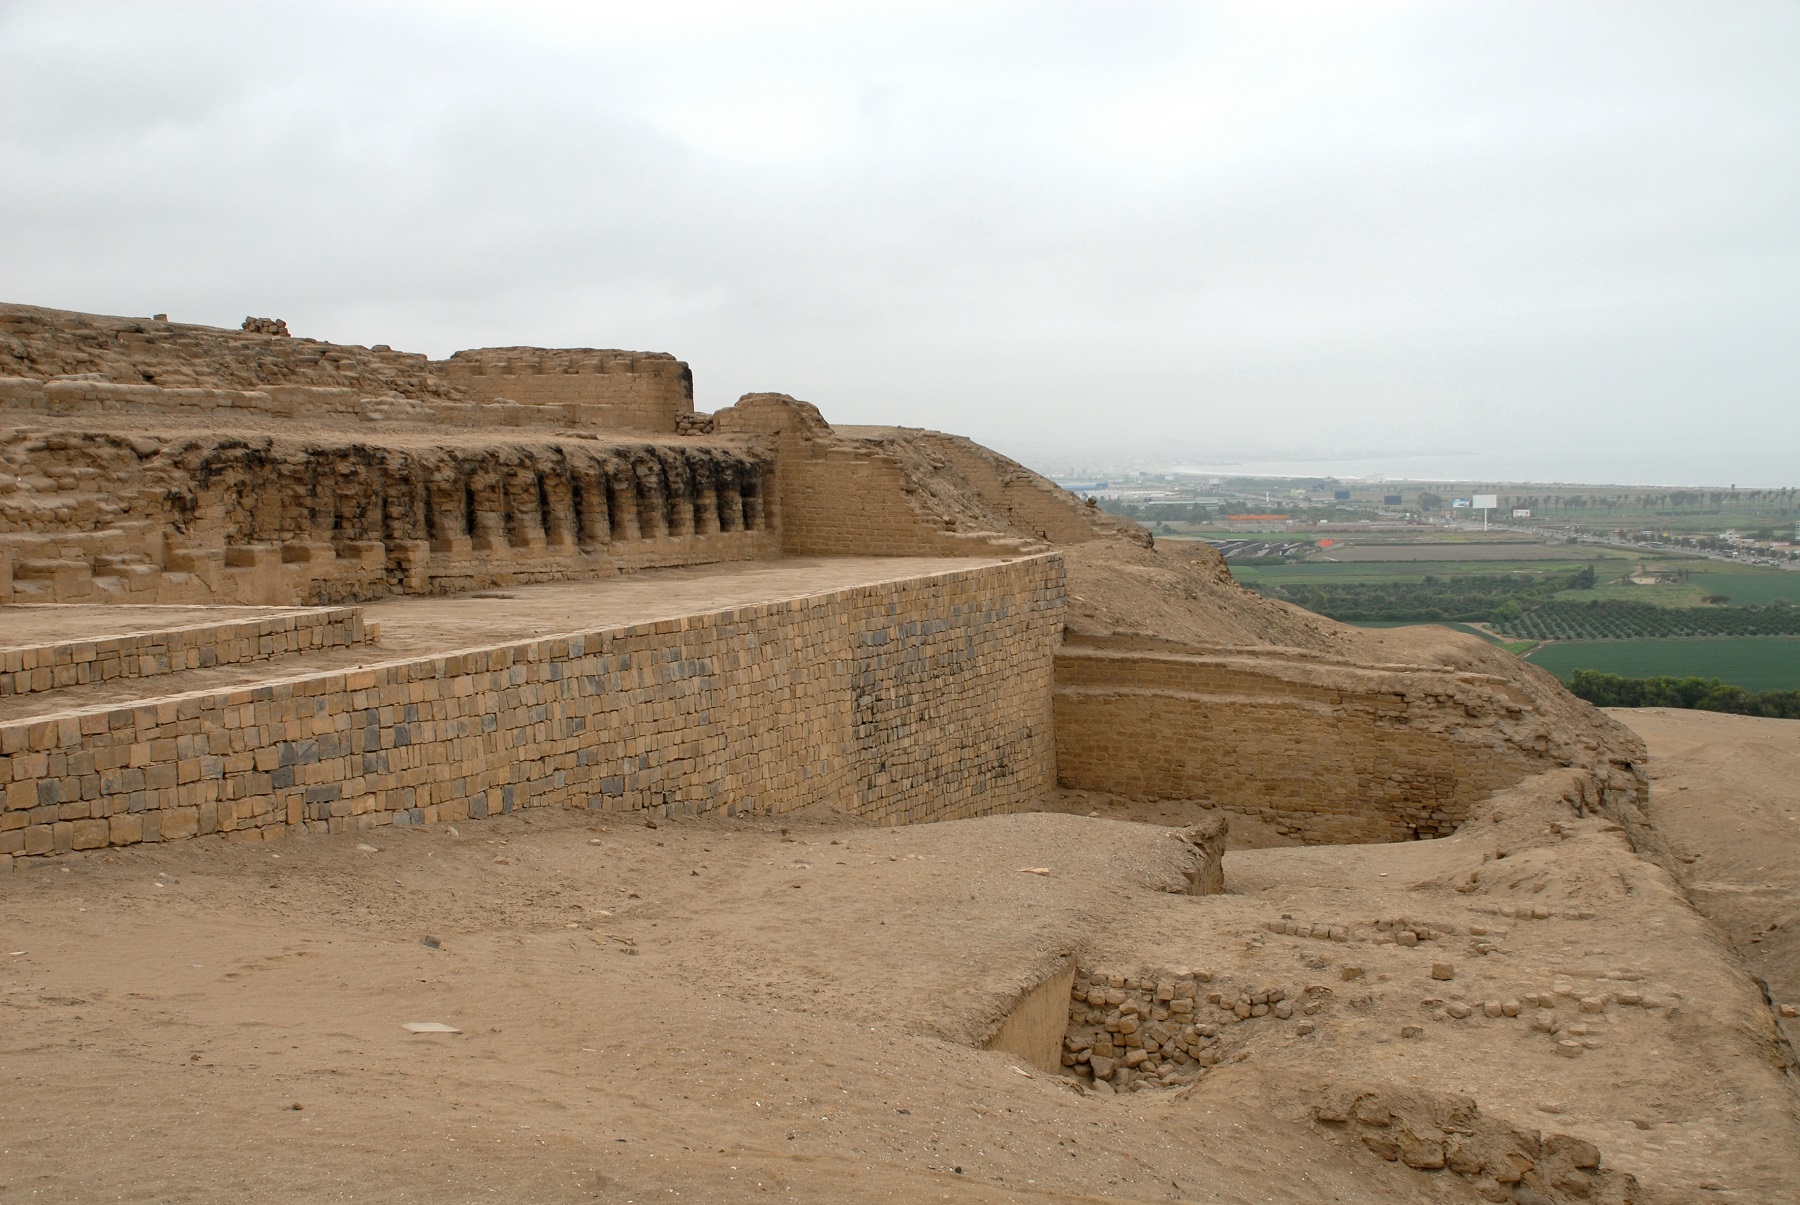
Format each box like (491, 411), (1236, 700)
(0, 430), (778, 606)
(1054, 644), (1546, 843)
(0, 304), (464, 400)
(713, 393), (1045, 557)
(437, 349), (694, 433)
(0, 375), (661, 431)
(1, 307), (695, 433)
(0, 556), (1064, 864)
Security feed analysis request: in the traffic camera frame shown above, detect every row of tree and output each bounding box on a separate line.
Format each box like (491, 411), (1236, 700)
(1494, 599), (1800, 640)
(1257, 566), (1594, 623)
(1566, 670), (1800, 720)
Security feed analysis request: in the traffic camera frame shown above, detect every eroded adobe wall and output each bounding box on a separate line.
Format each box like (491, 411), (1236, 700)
(437, 349), (694, 433)
(0, 557), (1064, 863)
(0, 304), (463, 399)
(0, 305), (695, 433)
(712, 393), (1076, 558)
(1054, 640), (1643, 843)
(840, 427), (1150, 549)
(0, 431), (777, 605)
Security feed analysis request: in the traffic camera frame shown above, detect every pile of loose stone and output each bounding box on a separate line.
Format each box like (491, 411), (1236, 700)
(1267, 913), (1449, 945)
(1414, 971), (1669, 1059)
(1060, 968), (1329, 1093)
(1267, 907), (1598, 950)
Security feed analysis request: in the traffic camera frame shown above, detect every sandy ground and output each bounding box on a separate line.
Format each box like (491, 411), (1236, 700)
(5, 748), (1797, 1203)
(1612, 709), (1800, 1027)
(0, 604), (308, 647)
(1035, 790), (1304, 850)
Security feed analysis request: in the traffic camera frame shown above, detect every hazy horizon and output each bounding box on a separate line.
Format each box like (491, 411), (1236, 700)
(2, 2), (1795, 487)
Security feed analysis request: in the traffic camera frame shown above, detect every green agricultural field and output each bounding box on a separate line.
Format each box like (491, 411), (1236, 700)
(1685, 570), (1800, 607)
(1524, 637), (1800, 692)
(1233, 549), (1797, 605)
(1232, 560), (1608, 587)
(1552, 581), (1713, 607)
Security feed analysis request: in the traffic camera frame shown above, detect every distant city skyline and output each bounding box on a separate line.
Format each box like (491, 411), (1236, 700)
(997, 442), (1794, 492)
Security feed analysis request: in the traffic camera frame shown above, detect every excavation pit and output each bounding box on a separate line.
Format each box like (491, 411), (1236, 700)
(985, 960), (1339, 1096)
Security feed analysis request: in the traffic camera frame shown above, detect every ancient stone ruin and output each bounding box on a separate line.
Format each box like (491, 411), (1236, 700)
(5, 302), (1789, 1203)
(0, 301), (1646, 861)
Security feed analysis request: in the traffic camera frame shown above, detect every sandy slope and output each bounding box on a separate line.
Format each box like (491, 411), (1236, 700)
(1613, 708), (1800, 1031)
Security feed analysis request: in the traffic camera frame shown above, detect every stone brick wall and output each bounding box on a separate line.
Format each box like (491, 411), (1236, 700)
(0, 556), (1064, 865)
(437, 349), (694, 433)
(1054, 645), (1542, 843)
(1, 607), (367, 698)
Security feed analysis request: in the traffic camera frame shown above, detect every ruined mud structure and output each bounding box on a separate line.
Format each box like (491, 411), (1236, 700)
(4, 303), (1793, 1204)
(0, 302), (1642, 859)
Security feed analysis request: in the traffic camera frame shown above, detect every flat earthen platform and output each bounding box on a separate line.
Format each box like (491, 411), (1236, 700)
(0, 557), (1017, 722)
(359, 555), (1021, 654)
(0, 604), (313, 646)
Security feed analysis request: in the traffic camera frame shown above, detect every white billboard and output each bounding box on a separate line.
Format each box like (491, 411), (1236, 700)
(1473, 494), (1498, 510)
(1513, 508), (1532, 518)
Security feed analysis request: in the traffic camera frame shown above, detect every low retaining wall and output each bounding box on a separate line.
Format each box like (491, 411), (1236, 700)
(1054, 646), (1539, 843)
(1, 557), (1063, 864)
(1, 607), (367, 698)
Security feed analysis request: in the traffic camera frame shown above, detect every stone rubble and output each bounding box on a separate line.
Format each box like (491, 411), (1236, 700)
(1314, 1084), (1641, 1203)
(1058, 967), (1330, 1094)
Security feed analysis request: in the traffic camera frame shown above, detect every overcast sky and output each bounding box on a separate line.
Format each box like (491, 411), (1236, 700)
(2, 2), (1795, 485)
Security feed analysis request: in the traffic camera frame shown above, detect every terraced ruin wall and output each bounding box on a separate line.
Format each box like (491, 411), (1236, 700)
(1054, 647), (1541, 843)
(0, 430), (779, 606)
(1, 606), (368, 698)
(0, 306), (696, 434)
(437, 348), (694, 433)
(0, 557), (1064, 864)
(714, 394), (1040, 558)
